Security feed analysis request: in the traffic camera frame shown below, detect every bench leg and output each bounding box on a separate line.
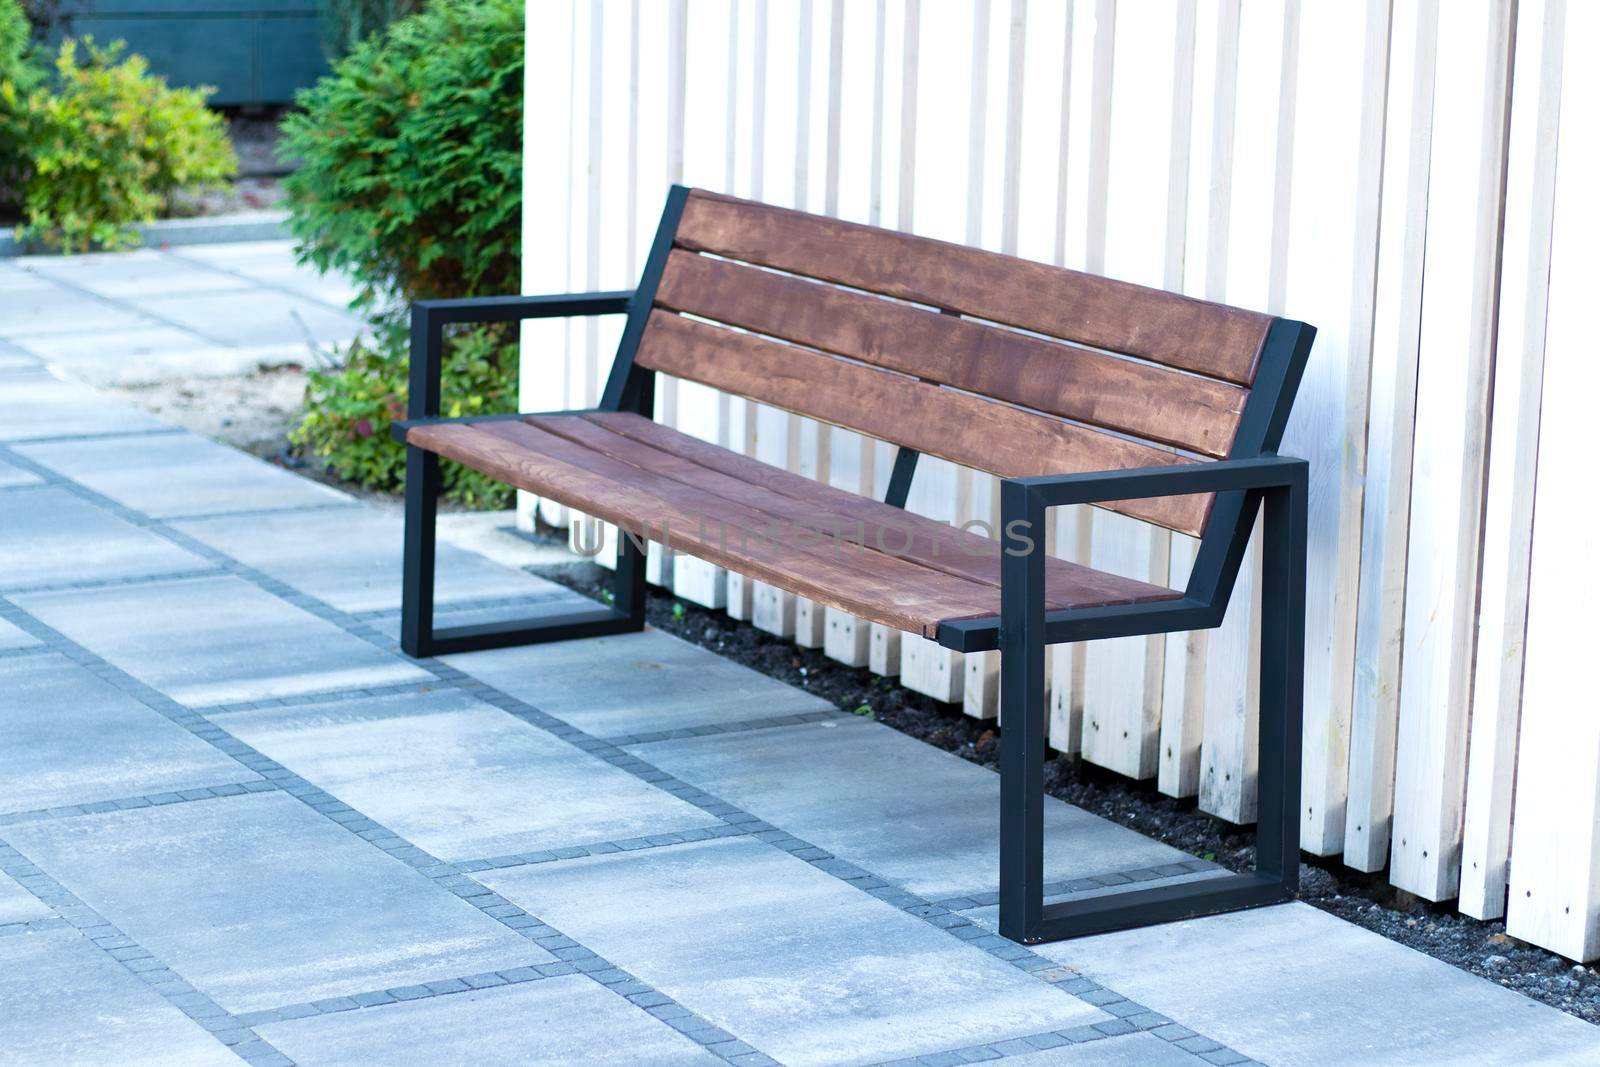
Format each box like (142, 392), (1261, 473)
(998, 479), (1304, 944)
(400, 444), (646, 658)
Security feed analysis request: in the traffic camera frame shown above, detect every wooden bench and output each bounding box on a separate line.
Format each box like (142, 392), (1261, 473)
(395, 187), (1316, 945)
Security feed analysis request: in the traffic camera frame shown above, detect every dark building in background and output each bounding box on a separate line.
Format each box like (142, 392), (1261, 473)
(45, 0), (328, 106)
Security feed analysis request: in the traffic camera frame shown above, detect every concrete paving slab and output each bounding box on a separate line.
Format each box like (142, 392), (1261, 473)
(0, 652), (256, 814)
(17, 249), (252, 299)
(162, 246), (363, 310)
(7, 791), (545, 1014)
(445, 628), (832, 736)
(0, 486), (211, 591)
(631, 717), (1200, 900)
(0, 374), (168, 440)
(131, 289), (363, 348)
(257, 973), (720, 1067)
(480, 837), (1105, 1067)
(171, 507), (570, 614)
(0, 869), (54, 924)
(16, 431), (350, 518)
(222, 690), (712, 862)
(0, 337), (42, 369)
(0, 615), (40, 651)
(0, 456), (42, 487)
(14, 575), (429, 706)
(0, 927), (236, 1067)
(5, 329), (311, 386)
(954, 1033), (1199, 1065)
(1044, 902), (1600, 1066)
(0, 274), (157, 339)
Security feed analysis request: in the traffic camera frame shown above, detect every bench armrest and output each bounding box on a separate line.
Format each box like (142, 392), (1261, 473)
(407, 291), (635, 422)
(987, 454), (1308, 650)
(1004, 454), (1307, 511)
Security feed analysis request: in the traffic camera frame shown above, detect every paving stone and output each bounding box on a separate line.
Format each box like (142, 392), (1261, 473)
(223, 690), (711, 863)
(1044, 902), (1600, 1066)
(5, 791), (543, 1014)
(257, 974), (719, 1066)
(480, 837), (1105, 1067)
(16, 432), (350, 518)
(0, 615), (40, 651)
(631, 717), (1196, 899)
(0, 926), (235, 1066)
(0, 653), (255, 813)
(18, 249), (252, 300)
(0, 486), (210, 591)
(0, 336), (43, 370)
(131, 288), (362, 348)
(0, 457), (41, 487)
(981, 1033), (1197, 1065)
(14, 575), (429, 706)
(0, 869), (54, 925)
(171, 507), (576, 614)
(0, 374), (168, 441)
(445, 628), (832, 736)
(0, 272), (157, 339)
(166, 241), (363, 309)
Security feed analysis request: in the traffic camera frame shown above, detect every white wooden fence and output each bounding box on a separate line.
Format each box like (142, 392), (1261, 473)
(519, 0), (1600, 962)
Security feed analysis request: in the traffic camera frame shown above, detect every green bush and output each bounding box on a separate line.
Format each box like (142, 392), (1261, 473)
(0, 0), (40, 90)
(0, 0), (43, 209)
(280, 0), (523, 307)
(282, 0), (524, 508)
(0, 36), (236, 251)
(292, 315), (517, 509)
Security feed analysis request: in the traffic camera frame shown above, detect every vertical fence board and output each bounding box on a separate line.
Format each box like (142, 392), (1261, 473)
(1505, 0), (1600, 957)
(1079, 0), (1174, 781)
(518, 0), (575, 530)
(1389, 0), (1514, 902)
(1277, 0), (1382, 856)
(1342, 0), (1438, 873)
(1460, 0), (1563, 922)
(1199, 0), (1290, 825)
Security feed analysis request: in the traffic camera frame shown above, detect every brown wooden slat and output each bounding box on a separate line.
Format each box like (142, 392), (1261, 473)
(634, 311), (1212, 535)
(675, 189), (1271, 385)
(406, 420), (1044, 636)
(656, 250), (1248, 457)
(533, 412), (1177, 608)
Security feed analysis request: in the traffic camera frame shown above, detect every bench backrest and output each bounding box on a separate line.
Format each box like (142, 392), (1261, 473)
(614, 187), (1311, 544)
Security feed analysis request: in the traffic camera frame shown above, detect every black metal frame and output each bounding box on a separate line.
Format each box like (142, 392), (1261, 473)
(397, 184), (1317, 945)
(982, 317), (1317, 943)
(398, 188), (689, 658)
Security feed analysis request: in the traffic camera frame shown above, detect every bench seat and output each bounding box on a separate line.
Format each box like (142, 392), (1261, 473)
(407, 411), (1181, 640)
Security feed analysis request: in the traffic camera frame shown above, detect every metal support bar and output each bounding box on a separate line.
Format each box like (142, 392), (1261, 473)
(996, 455), (1307, 944)
(884, 447), (919, 509)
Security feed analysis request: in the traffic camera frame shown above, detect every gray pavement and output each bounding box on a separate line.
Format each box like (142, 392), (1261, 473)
(0, 242), (363, 385)
(2, 250), (1598, 1064)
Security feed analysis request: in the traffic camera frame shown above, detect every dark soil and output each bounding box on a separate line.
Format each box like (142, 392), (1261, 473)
(528, 556), (1600, 1025)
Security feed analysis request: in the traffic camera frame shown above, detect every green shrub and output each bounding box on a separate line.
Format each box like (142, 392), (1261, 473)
(1, 37), (236, 251)
(282, 0), (524, 508)
(291, 314), (517, 509)
(0, 0), (40, 89)
(0, 0), (43, 208)
(280, 0), (523, 308)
